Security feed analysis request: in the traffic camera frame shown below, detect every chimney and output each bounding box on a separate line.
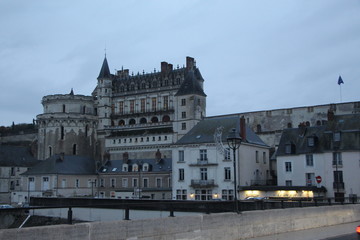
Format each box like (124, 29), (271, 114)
(186, 56), (195, 70)
(327, 109), (335, 121)
(168, 64), (173, 72)
(155, 149), (162, 163)
(161, 62), (168, 73)
(240, 116), (246, 141)
(117, 69), (129, 78)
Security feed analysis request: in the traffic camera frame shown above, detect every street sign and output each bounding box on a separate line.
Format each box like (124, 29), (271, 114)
(316, 176), (322, 184)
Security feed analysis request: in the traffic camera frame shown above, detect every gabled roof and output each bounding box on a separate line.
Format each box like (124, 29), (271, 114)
(0, 145), (39, 167)
(175, 116), (268, 147)
(99, 158), (172, 173)
(23, 154), (96, 175)
(277, 114), (360, 157)
(175, 69), (206, 97)
(97, 57), (111, 79)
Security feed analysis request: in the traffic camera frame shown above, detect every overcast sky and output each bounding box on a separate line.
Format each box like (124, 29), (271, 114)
(1, 0), (359, 126)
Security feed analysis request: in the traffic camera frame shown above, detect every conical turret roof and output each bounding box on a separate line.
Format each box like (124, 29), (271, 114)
(97, 57), (111, 79)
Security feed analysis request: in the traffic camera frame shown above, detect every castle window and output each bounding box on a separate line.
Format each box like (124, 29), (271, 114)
(119, 120), (125, 126)
(256, 124), (262, 133)
(62, 104), (66, 113)
(82, 106), (86, 114)
(140, 118), (147, 124)
(60, 126), (65, 140)
(151, 97), (157, 111)
(181, 123), (186, 130)
(164, 79), (169, 86)
(162, 115), (170, 122)
(130, 100), (135, 113)
(130, 84), (135, 91)
(85, 125), (89, 136)
(73, 144), (77, 155)
(151, 116), (159, 123)
(119, 102), (124, 114)
(129, 119), (136, 125)
(152, 81), (157, 88)
(163, 96), (169, 110)
(48, 146), (52, 157)
(181, 112), (186, 119)
(181, 99), (186, 106)
(305, 121), (310, 126)
(287, 122), (292, 128)
(141, 82), (146, 89)
(120, 86), (125, 92)
(140, 99), (146, 112)
(316, 120), (321, 126)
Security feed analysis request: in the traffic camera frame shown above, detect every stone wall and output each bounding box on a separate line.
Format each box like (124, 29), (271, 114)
(1, 205), (360, 239)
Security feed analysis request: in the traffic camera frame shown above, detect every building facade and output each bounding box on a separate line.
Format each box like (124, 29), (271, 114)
(276, 111), (360, 200)
(172, 116), (270, 200)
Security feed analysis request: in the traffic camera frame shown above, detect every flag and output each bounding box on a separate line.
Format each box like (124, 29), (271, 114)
(338, 75), (344, 85)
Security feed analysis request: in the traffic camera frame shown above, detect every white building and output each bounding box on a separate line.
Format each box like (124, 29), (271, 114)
(276, 111), (360, 200)
(172, 116), (270, 200)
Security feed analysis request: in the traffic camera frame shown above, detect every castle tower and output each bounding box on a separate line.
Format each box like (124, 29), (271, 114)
(96, 56), (113, 130)
(36, 90), (97, 160)
(174, 57), (207, 140)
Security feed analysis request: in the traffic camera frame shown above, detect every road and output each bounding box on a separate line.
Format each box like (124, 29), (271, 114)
(247, 221), (360, 240)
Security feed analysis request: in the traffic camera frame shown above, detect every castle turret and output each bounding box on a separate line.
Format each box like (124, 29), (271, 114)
(96, 56), (113, 129)
(174, 57), (207, 140)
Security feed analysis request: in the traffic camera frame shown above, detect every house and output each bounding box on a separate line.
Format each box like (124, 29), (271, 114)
(17, 154), (97, 202)
(172, 116), (270, 200)
(276, 111), (360, 200)
(0, 144), (39, 204)
(98, 150), (172, 199)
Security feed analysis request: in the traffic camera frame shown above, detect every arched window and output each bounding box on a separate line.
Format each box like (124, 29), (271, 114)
(130, 84), (135, 91)
(85, 125), (89, 136)
(141, 82), (146, 89)
(129, 119), (136, 125)
(287, 122), (292, 128)
(316, 120), (321, 126)
(305, 121), (310, 127)
(73, 144), (77, 155)
(162, 115), (170, 122)
(119, 120), (125, 126)
(111, 120), (115, 126)
(140, 118), (147, 124)
(256, 124), (262, 133)
(132, 164), (139, 172)
(120, 86), (125, 92)
(60, 126), (65, 140)
(151, 117), (159, 123)
(48, 146), (52, 157)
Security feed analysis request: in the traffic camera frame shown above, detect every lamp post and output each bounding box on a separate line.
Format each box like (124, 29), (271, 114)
(227, 128), (242, 213)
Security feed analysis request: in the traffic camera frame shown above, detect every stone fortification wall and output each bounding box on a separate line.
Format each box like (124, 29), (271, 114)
(1, 204), (360, 240)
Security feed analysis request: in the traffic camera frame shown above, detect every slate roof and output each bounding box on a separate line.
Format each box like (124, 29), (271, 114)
(99, 158), (172, 174)
(0, 145), (39, 167)
(175, 69), (206, 97)
(277, 114), (360, 157)
(97, 57), (111, 79)
(23, 154), (96, 175)
(175, 116), (268, 147)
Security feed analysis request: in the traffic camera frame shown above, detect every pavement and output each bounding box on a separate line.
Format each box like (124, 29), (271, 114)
(247, 221), (360, 240)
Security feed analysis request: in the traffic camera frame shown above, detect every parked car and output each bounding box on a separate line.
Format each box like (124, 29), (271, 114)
(0, 204), (14, 209)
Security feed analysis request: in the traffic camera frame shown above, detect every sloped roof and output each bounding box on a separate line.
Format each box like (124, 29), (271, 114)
(99, 158), (172, 174)
(0, 145), (39, 167)
(23, 154), (96, 175)
(277, 114), (360, 156)
(175, 69), (206, 97)
(97, 57), (111, 79)
(176, 116), (268, 147)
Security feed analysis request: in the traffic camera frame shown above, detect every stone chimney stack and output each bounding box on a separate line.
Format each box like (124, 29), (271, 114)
(161, 62), (168, 73)
(240, 116), (246, 141)
(186, 56), (195, 70)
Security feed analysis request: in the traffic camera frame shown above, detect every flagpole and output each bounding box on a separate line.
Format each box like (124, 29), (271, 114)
(340, 84), (342, 103)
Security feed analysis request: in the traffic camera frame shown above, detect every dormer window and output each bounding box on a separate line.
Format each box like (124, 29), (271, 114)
(285, 142), (295, 154)
(307, 136), (316, 147)
(143, 163), (149, 172)
(132, 164), (139, 172)
(122, 164), (128, 172)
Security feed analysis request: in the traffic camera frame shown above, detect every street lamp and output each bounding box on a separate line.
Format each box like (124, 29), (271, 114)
(227, 128), (242, 213)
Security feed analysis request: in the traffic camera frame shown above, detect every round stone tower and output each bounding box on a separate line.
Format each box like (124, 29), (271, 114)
(36, 89), (97, 160)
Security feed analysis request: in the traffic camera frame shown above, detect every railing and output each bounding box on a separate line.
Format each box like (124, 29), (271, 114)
(190, 179), (216, 187)
(189, 159), (218, 166)
(2, 196), (358, 227)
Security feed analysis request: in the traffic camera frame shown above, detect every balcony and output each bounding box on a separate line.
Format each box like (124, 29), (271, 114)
(189, 159), (218, 167)
(190, 179), (217, 188)
(111, 108), (174, 119)
(333, 182), (345, 190)
(250, 179), (275, 186)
